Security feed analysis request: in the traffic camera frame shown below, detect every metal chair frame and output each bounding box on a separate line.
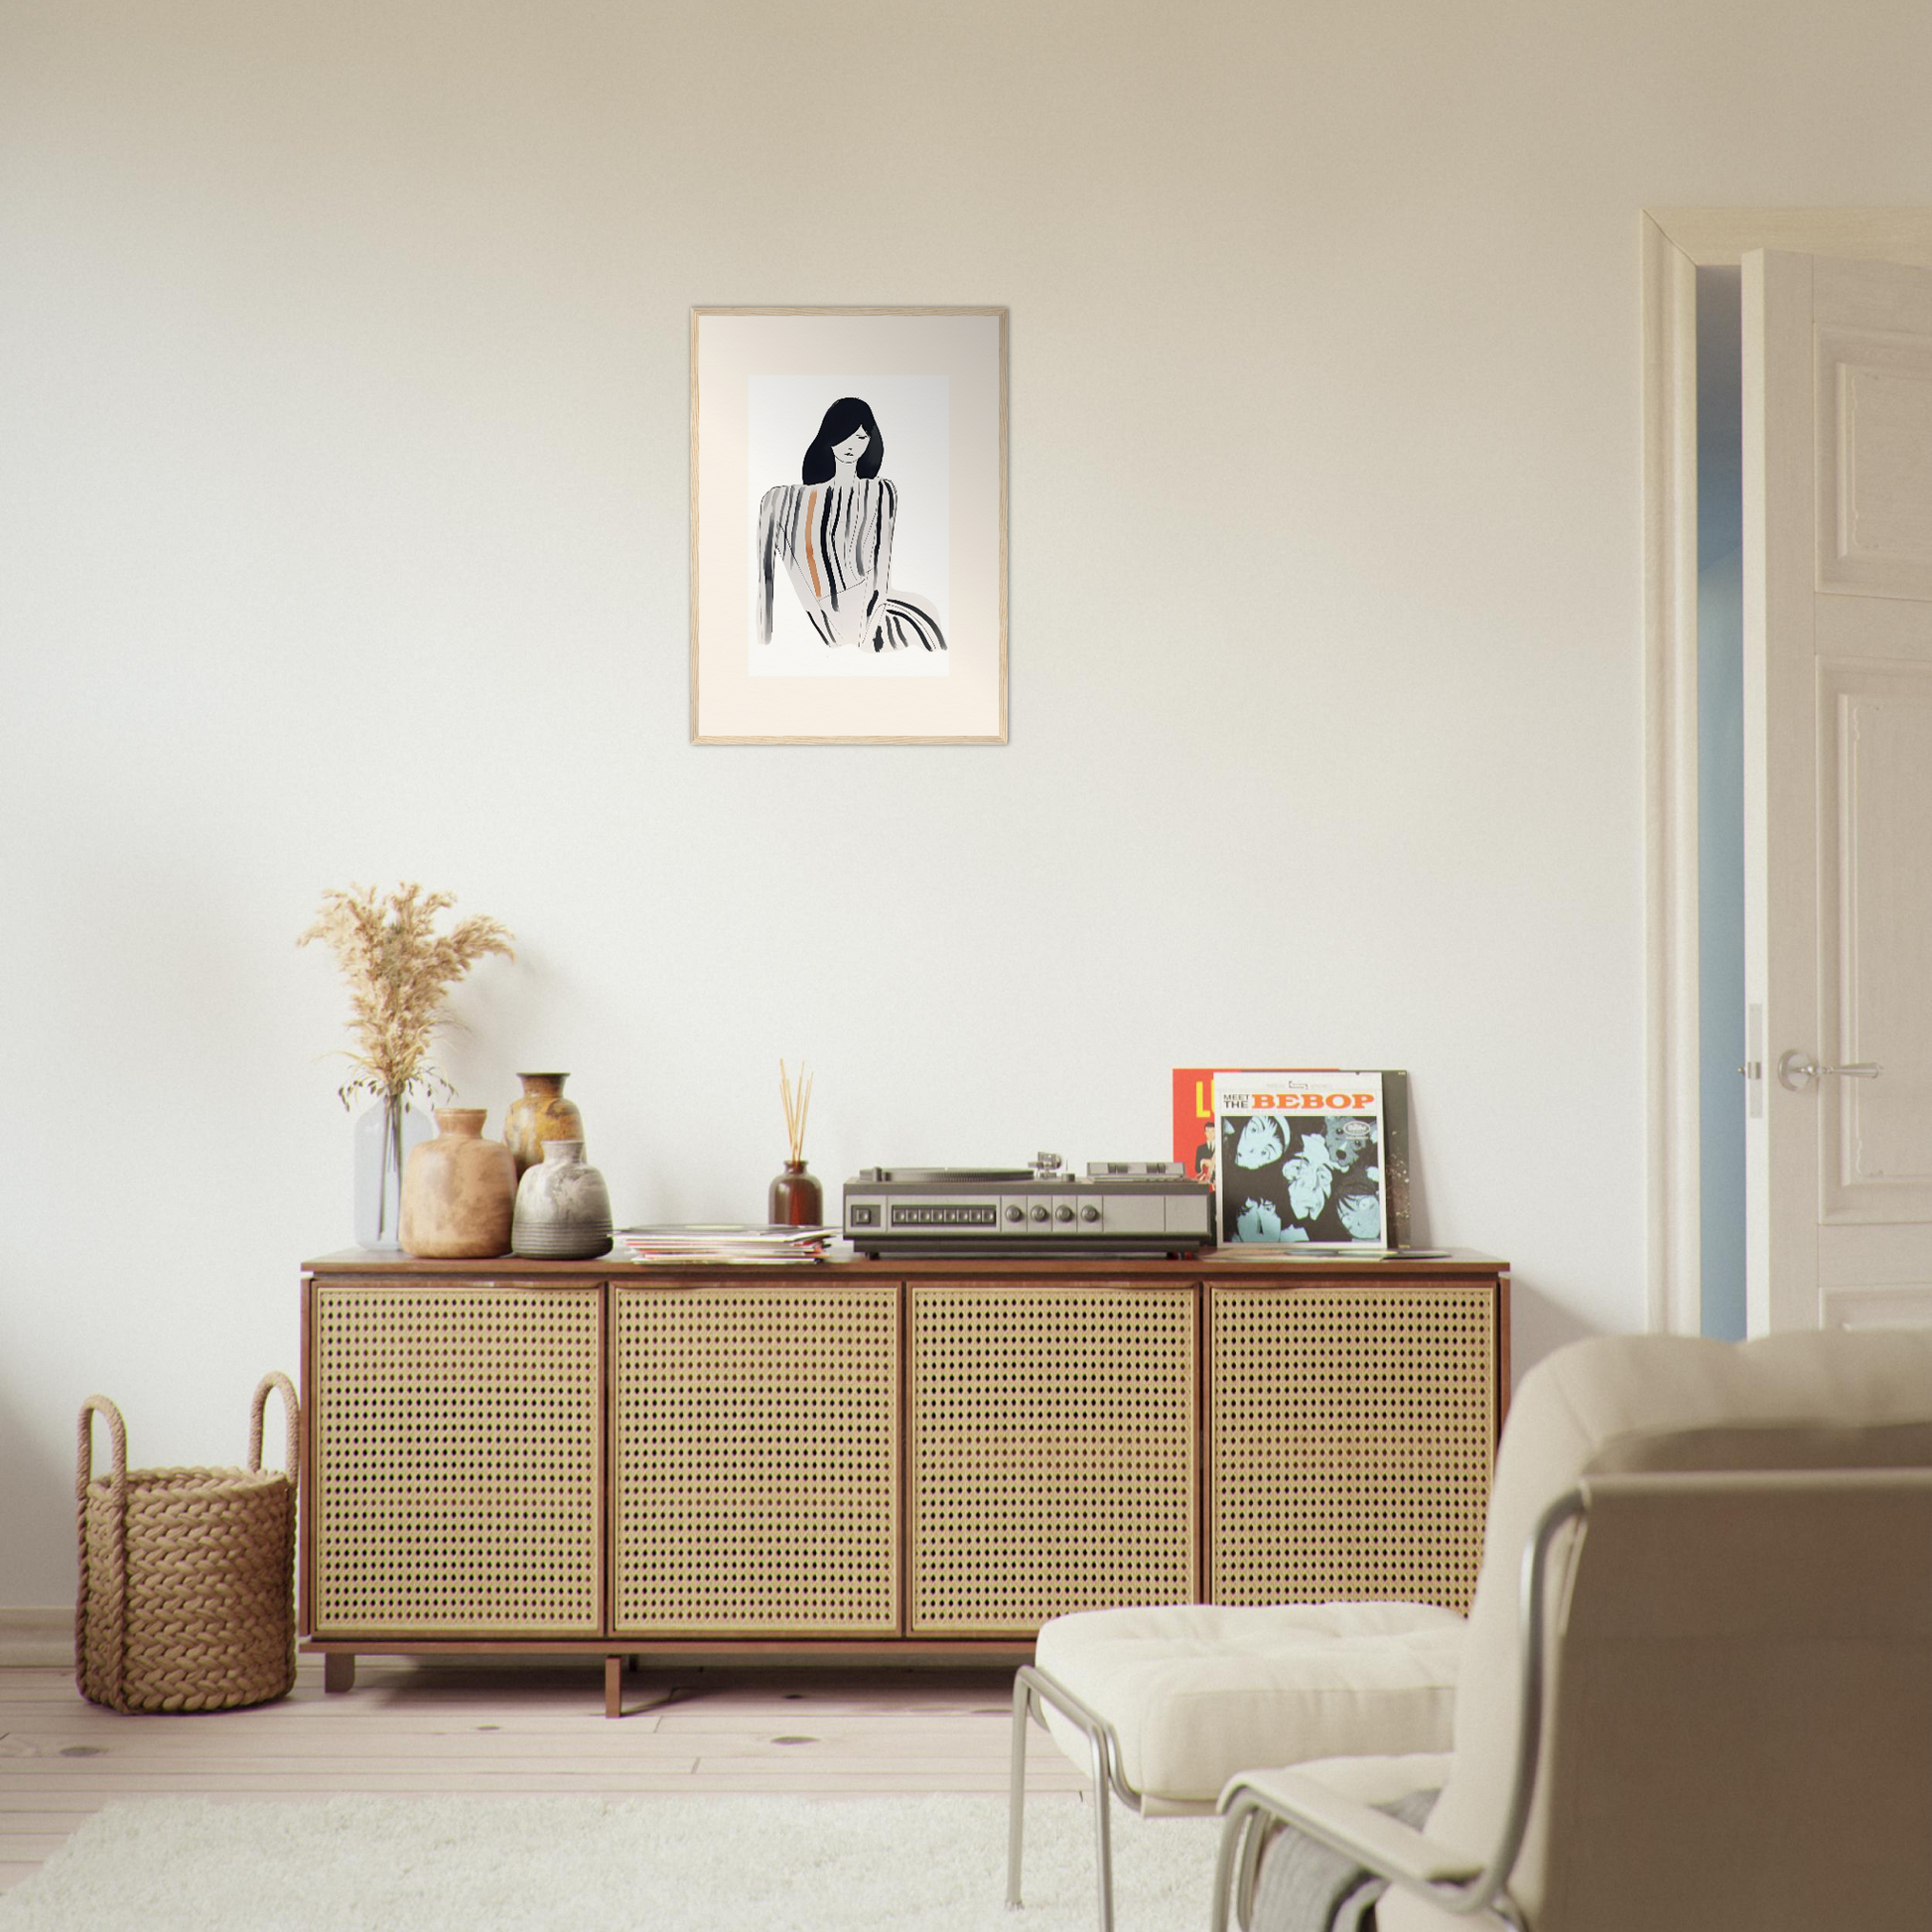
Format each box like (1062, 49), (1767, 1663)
(1008, 1661), (1194, 1932)
(1005, 1486), (1570, 1932)
(1206, 1485), (1589, 1932)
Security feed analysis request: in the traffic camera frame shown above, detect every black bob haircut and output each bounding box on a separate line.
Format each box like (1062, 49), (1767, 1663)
(801, 397), (884, 484)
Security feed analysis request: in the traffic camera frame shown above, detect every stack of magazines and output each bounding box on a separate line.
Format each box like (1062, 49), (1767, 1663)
(613, 1224), (838, 1265)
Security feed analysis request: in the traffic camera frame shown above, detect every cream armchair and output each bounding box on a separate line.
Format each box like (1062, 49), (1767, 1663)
(1212, 1328), (1932, 1932)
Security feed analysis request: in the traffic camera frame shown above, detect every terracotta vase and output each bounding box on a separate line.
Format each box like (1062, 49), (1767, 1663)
(512, 1141), (614, 1259)
(400, 1109), (515, 1258)
(503, 1072), (586, 1178)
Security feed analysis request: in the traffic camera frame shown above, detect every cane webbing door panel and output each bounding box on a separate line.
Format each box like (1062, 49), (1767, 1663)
(312, 1283), (602, 1635)
(908, 1282), (1197, 1634)
(301, 1255), (1506, 1669)
(1209, 1283), (1494, 1612)
(612, 1282), (899, 1634)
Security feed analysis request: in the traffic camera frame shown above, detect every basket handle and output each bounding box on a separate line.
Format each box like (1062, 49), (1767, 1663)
(74, 1395), (131, 1707)
(248, 1371), (301, 1481)
(76, 1395), (127, 1504)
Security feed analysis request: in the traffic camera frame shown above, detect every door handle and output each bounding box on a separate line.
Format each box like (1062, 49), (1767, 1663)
(1777, 1050), (1882, 1091)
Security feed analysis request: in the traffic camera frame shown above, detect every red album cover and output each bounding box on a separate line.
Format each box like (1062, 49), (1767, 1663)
(1172, 1067), (1342, 1183)
(1172, 1069), (1219, 1182)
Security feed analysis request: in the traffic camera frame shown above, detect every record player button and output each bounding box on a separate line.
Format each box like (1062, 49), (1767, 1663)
(1005, 1204), (1025, 1222)
(1030, 1205), (1049, 1223)
(1054, 1205), (1075, 1223)
(1080, 1205), (1101, 1223)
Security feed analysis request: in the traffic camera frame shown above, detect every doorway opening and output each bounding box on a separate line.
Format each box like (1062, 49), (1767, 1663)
(1696, 267), (1745, 1341)
(1645, 210), (1932, 1336)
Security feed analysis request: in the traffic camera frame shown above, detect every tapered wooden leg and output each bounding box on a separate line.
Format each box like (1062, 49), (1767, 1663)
(323, 1652), (355, 1695)
(605, 1654), (621, 1719)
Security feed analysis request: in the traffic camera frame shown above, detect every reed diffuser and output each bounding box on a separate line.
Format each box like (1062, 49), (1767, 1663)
(768, 1058), (824, 1227)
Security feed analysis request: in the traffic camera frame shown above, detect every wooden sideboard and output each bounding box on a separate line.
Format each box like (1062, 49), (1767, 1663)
(300, 1250), (1509, 1714)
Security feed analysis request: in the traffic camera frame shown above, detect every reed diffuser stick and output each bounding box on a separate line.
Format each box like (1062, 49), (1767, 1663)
(779, 1058), (813, 1163)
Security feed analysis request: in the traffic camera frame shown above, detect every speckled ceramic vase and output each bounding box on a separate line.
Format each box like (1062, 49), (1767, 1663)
(400, 1109), (515, 1259)
(512, 1141), (614, 1260)
(503, 1073), (586, 1178)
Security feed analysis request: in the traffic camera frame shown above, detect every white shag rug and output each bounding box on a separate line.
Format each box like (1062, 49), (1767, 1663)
(0, 1793), (1223, 1931)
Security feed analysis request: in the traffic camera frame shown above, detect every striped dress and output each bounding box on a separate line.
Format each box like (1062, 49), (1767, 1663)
(757, 478), (946, 653)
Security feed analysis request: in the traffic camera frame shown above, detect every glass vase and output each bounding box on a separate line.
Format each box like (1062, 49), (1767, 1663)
(352, 1094), (432, 1250)
(767, 1160), (824, 1228)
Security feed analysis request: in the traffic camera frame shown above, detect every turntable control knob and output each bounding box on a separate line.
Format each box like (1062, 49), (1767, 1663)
(1005, 1204), (1025, 1223)
(1030, 1205), (1050, 1223)
(1055, 1204), (1075, 1223)
(1080, 1205), (1101, 1223)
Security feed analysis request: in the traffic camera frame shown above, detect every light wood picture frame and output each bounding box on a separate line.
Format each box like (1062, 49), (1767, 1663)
(690, 306), (1008, 745)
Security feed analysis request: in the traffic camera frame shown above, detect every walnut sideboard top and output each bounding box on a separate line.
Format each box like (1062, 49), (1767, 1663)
(304, 1247), (1509, 1282)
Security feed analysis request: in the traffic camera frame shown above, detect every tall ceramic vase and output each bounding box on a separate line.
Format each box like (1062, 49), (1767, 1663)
(400, 1109), (515, 1259)
(503, 1073), (586, 1178)
(352, 1094), (433, 1250)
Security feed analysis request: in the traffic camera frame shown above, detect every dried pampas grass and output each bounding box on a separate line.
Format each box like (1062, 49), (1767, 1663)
(298, 883), (515, 1107)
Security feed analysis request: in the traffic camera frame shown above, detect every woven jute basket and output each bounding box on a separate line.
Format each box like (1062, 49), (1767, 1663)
(75, 1373), (300, 1714)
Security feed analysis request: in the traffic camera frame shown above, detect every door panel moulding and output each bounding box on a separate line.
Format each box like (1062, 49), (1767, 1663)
(1641, 209), (1932, 1337)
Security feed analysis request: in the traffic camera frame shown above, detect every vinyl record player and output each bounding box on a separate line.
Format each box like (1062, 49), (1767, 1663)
(843, 1154), (1212, 1257)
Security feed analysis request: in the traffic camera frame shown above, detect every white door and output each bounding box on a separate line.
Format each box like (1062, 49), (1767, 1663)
(1744, 249), (1932, 1331)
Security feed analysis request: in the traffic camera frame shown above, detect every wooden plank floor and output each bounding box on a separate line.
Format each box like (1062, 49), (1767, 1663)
(0, 1657), (1084, 1892)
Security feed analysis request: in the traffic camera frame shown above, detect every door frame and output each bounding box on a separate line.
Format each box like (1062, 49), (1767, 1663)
(1641, 209), (1932, 1334)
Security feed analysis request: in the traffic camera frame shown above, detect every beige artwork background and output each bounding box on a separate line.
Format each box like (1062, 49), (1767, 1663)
(691, 308), (1008, 743)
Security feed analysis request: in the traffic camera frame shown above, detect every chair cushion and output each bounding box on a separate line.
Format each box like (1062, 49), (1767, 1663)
(1033, 1601), (1465, 1811)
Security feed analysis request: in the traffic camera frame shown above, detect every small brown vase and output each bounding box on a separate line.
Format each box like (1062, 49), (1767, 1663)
(767, 1160), (824, 1228)
(503, 1073), (586, 1178)
(400, 1109), (515, 1258)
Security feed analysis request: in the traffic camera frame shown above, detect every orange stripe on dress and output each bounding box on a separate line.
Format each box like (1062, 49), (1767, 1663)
(804, 488), (822, 598)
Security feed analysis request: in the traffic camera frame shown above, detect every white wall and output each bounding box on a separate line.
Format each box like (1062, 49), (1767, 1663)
(4, 0), (1927, 1604)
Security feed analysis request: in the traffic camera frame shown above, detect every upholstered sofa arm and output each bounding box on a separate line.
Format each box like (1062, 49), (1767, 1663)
(1236, 1750), (1453, 1812)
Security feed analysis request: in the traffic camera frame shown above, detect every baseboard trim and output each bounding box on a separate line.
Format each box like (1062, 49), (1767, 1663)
(0, 1606), (72, 1667)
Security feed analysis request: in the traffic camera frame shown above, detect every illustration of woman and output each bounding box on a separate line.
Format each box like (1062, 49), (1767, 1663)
(757, 398), (947, 654)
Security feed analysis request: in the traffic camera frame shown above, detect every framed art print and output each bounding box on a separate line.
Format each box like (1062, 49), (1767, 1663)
(690, 307), (1008, 744)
